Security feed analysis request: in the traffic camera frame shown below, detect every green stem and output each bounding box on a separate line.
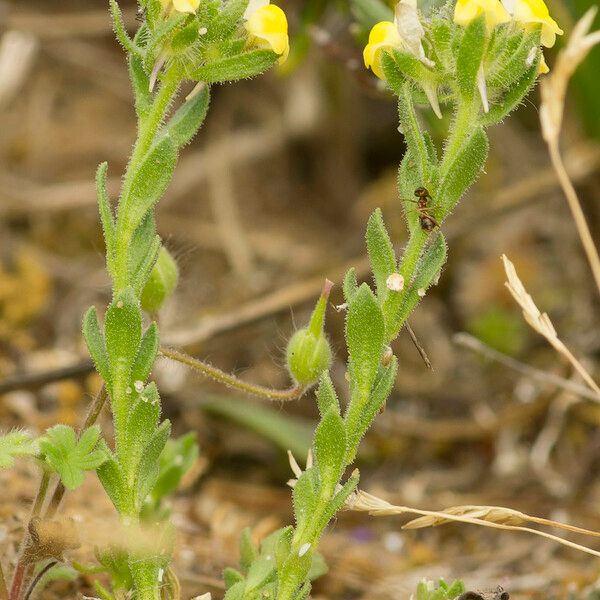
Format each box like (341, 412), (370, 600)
(113, 70), (181, 292)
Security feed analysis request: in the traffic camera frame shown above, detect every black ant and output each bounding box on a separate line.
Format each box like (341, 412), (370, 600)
(405, 186), (439, 232)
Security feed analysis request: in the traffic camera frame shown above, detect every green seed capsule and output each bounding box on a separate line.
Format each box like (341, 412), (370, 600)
(286, 280), (333, 385)
(141, 247), (179, 313)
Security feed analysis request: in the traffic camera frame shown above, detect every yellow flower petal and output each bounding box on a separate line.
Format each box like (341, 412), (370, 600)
(363, 21), (403, 80)
(245, 4), (290, 63)
(172, 0), (200, 14)
(509, 0), (563, 47)
(454, 0), (511, 29)
(537, 52), (549, 73)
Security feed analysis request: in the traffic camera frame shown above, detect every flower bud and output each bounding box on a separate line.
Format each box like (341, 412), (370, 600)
(141, 247), (179, 313)
(286, 280), (333, 385)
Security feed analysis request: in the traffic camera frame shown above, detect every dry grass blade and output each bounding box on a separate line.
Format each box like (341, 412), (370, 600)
(502, 254), (600, 397)
(346, 491), (600, 558)
(540, 7), (600, 296)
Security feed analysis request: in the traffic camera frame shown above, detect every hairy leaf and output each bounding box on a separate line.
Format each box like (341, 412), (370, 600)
(191, 49), (279, 83)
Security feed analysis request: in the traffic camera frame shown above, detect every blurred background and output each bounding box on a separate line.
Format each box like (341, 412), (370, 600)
(1, 0), (600, 598)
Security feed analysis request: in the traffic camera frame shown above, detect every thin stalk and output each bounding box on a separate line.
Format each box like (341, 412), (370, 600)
(160, 348), (306, 401)
(9, 468), (51, 600)
(548, 141), (600, 297)
(22, 561), (57, 600)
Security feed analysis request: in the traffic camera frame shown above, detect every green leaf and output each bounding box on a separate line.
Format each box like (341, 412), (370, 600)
(343, 268), (359, 304)
(104, 287), (142, 395)
(135, 419), (171, 504)
(437, 127), (489, 216)
(316, 372), (339, 417)
(314, 409), (346, 495)
(345, 284), (385, 403)
(366, 209), (396, 303)
(354, 357), (398, 449)
(129, 55), (152, 120)
(0, 430), (38, 468)
(118, 136), (178, 238)
(123, 383), (161, 478)
(480, 62), (538, 126)
(380, 51), (405, 95)
(223, 568), (245, 589)
(487, 29), (539, 90)
(224, 581), (245, 600)
(292, 468), (319, 532)
(83, 307), (112, 392)
(127, 212), (159, 293)
(96, 442), (126, 514)
(130, 323), (159, 384)
(315, 470), (360, 534)
(208, 0), (249, 40)
(191, 49), (279, 83)
(239, 527), (258, 571)
(40, 425), (106, 490)
(96, 162), (115, 265)
(245, 555), (277, 591)
(109, 0), (138, 55)
(392, 233), (447, 332)
(161, 85), (210, 148)
(456, 16), (486, 102)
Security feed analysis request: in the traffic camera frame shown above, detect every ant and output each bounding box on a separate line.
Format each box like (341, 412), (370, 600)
(405, 186), (440, 232)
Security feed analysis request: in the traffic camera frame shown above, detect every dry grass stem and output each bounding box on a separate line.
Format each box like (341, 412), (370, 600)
(502, 254), (600, 397)
(540, 7), (600, 296)
(347, 491), (600, 558)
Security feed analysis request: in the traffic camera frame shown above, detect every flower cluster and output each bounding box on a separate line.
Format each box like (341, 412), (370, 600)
(363, 0), (562, 116)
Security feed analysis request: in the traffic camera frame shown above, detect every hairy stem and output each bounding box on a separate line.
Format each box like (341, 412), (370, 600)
(160, 347), (307, 401)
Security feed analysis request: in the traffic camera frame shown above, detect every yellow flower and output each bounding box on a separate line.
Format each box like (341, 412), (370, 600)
(453, 0), (511, 30)
(504, 0), (563, 47)
(161, 0), (200, 14)
(244, 2), (290, 63)
(538, 52), (549, 74)
(363, 21), (403, 80)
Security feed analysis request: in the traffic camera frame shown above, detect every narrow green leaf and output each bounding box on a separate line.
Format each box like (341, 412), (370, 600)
(487, 29), (540, 89)
(96, 162), (115, 262)
(316, 372), (339, 417)
(343, 268), (359, 304)
(437, 127), (489, 216)
(239, 527), (258, 571)
(345, 284), (385, 403)
(292, 468), (319, 532)
(97, 443), (126, 514)
(380, 51), (405, 95)
(129, 55), (152, 119)
(83, 307), (112, 391)
(191, 49), (278, 83)
(366, 209), (396, 302)
(109, 0), (138, 55)
(315, 470), (360, 534)
(223, 582), (245, 600)
(124, 383), (161, 478)
(456, 16), (486, 102)
(130, 323), (159, 384)
(104, 287), (142, 394)
(245, 556), (277, 592)
(223, 568), (245, 589)
(161, 85), (210, 148)
(207, 0), (249, 40)
(135, 419), (171, 504)
(119, 136), (178, 238)
(480, 62), (538, 126)
(314, 409), (346, 495)
(131, 234), (161, 296)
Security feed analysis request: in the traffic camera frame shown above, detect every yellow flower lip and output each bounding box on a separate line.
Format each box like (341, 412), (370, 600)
(171, 0), (200, 14)
(244, 3), (290, 64)
(453, 0), (511, 30)
(506, 0), (563, 47)
(363, 21), (403, 80)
